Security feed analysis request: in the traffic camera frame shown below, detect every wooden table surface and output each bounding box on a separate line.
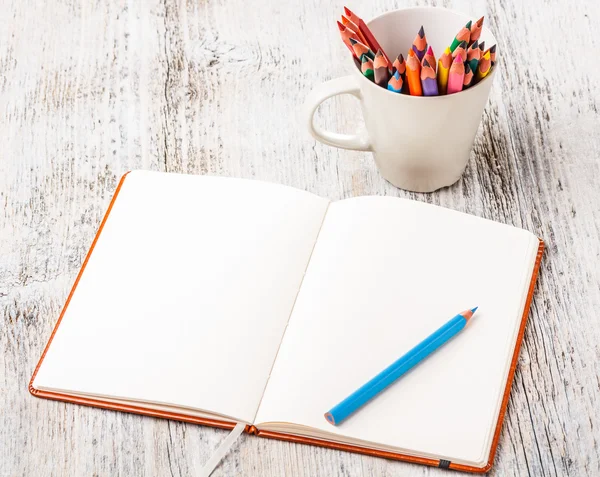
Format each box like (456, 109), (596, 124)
(2, 0), (599, 475)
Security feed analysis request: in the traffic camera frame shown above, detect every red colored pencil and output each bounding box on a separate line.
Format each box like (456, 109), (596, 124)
(337, 21), (359, 55)
(469, 16), (484, 45)
(343, 6), (362, 26)
(358, 18), (392, 68)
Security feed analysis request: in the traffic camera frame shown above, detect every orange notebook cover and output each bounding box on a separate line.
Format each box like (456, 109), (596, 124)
(30, 171), (544, 473)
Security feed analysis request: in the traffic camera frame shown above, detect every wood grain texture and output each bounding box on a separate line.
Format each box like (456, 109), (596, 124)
(1, 0), (599, 475)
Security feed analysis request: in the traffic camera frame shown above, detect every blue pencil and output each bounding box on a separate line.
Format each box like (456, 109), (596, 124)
(325, 307), (478, 426)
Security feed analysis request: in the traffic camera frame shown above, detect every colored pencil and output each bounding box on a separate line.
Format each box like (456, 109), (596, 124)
(361, 55), (375, 81)
(358, 19), (392, 68)
(341, 15), (368, 45)
(478, 41), (486, 52)
(467, 40), (481, 76)
(450, 20), (471, 52)
(486, 44), (497, 66)
(437, 47), (452, 95)
(387, 70), (403, 93)
(343, 6), (361, 27)
(476, 50), (492, 81)
(463, 62), (474, 89)
(350, 38), (374, 61)
(452, 41), (467, 61)
(406, 49), (423, 96)
(374, 50), (390, 87)
(447, 54), (465, 94)
(421, 59), (438, 96)
(324, 307), (479, 426)
(392, 54), (408, 94)
(469, 16), (484, 45)
(411, 25), (428, 61)
(337, 21), (359, 54)
(422, 45), (436, 72)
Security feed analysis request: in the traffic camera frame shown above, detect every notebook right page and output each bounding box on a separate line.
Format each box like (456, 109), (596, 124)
(255, 196), (540, 467)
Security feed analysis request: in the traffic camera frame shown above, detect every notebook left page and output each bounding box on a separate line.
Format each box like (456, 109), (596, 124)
(32, 171), (329, 424)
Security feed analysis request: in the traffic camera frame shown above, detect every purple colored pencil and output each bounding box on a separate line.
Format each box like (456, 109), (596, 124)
(420, 59), (438, 96)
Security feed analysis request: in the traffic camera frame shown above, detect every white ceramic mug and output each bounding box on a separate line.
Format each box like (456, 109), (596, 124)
(304, 7), (497, 192)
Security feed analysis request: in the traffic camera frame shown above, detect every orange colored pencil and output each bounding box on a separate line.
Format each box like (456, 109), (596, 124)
(406, 50), (423, 96)
(469, 16), (484, 45)
(341, 14), (368, 45)
(447, 54), (465, 94)
(422, 46), (436, 72)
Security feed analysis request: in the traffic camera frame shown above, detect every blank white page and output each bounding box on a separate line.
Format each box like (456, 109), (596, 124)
(255, 196), (539, 465)
(33, 171), (329, 423)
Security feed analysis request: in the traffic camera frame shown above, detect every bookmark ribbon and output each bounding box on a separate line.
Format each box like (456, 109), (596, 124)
(199, 422), (245, 477)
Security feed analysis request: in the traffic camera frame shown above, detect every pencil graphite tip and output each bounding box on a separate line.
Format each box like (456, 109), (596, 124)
(349, 37), (358, 45)
(422, 59), (431, 68)
(476, 16), (484, 27)
(478, 41), (486, 51)
(465, 20), (472, 29)
(490, 44), (497, 53)
(470, 39), (479, 50)
(418, 25), (425, 38)
(426, 45), (434, 55)
(471, 306), (478, 313)
(336, 21), (345, 31)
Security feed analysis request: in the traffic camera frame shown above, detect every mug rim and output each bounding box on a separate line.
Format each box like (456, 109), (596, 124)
(354, 6), (498, 100)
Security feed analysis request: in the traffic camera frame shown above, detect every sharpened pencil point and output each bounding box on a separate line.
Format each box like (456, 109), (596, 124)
(466, 20), (472, 29)
(471, 307), (478, 313)
(418, 25), (425, 38)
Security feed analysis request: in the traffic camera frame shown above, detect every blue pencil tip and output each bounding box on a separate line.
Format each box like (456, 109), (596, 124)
(471, 306), (479, 313)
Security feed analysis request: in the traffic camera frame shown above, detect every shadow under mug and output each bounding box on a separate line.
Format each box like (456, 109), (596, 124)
(304, 7), (497, 193)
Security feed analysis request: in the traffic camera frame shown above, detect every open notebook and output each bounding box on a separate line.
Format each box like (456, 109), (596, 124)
(30, 171), (543, 473)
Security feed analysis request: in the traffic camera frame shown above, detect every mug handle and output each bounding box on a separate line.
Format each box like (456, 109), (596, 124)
(304, 75), (372, 151)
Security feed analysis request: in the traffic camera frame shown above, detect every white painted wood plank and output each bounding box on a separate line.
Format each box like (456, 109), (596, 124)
(1, 0), (599, 475)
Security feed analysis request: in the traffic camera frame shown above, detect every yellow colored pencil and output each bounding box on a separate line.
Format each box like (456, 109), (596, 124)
(437, 47), (452, 95)
(476, 50), (492, 81)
